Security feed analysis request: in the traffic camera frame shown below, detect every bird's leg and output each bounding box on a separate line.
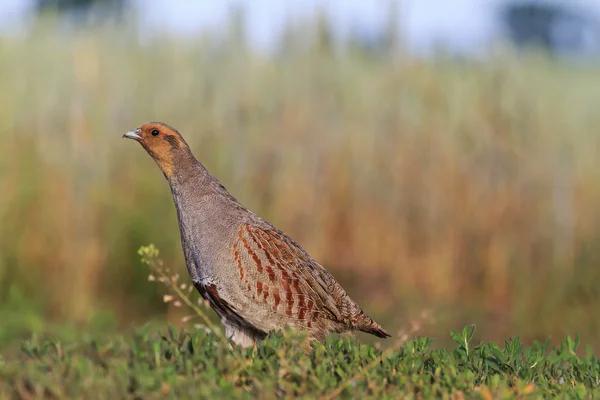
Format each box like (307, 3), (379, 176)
(225, 323), (258, 348)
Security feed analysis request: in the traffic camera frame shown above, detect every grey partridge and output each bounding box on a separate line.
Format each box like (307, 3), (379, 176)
(123, 122), (390, 348)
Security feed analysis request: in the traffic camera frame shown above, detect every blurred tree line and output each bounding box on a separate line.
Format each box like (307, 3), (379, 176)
(34, 0), (600, 58)
(35, 0), (128, 20)
(502, 1), (600, 56)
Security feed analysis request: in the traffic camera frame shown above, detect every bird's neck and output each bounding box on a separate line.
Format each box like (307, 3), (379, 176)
(166, 151), (219, 199)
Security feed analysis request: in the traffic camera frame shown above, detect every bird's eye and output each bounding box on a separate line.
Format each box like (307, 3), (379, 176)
(151, 129), (160, 136)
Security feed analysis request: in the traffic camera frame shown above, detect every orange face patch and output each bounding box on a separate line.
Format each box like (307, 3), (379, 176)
(141, 138), (175, 177)
(135, 122), (186, 178)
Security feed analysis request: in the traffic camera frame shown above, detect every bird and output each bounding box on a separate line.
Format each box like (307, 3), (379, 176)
(123, 121), (390, 348)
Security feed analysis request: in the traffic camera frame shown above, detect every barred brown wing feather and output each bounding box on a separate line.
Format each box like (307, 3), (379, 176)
(233, 223), (358, 329)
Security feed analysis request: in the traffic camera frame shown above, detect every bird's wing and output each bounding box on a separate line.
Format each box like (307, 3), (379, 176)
(233, 222), (389, 337)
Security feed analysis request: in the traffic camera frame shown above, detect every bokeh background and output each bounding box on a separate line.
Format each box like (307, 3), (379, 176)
(1, 0), (600, 350)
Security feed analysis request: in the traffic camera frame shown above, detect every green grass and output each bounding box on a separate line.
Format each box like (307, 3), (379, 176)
(1, 326), (598, 399)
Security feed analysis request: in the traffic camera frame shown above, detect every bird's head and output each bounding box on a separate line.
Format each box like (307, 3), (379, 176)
(123, 122), (191, 178)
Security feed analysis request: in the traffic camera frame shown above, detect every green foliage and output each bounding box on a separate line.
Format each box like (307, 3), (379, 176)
(1, 326), (598, 398)
(138, 244), (160, 265)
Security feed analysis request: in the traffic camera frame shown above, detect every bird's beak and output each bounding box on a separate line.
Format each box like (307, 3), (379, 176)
(122, 128), (142, 140)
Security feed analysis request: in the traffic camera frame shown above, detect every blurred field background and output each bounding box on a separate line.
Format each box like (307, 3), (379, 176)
(2, 6), (600, 351)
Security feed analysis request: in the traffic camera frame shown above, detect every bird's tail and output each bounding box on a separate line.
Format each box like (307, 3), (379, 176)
(354, 310), (391, 338)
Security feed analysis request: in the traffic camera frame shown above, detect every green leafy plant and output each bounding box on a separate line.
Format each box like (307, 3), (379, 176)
(2, 325), (599, 398)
